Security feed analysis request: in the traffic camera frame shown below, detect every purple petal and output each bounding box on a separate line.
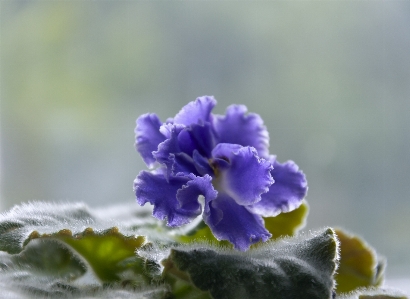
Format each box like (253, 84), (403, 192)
(153, 125), (181, 169)
(203, 193), (271, 251)
(153, 124), (197, 178)
(134, 170), (201, 226)
(213, 105), (270, 158)
(193, 150), (214, 176)
(178, 122), (215, 158)
(211, 143), (242, 159)
(173, 96), (216, 126)
(248, 157), (308, 217)
(177, 174), (217, 213)
(212, 144), (274, 206)
(159, 122), (180, 139)
(135, 113), (166, 167)
(171, 153), (198, 177)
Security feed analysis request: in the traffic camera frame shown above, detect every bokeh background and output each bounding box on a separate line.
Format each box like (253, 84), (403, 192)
(1, 1), (409, 281)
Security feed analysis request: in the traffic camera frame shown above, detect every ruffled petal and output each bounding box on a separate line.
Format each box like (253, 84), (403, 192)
(178, 122), (215, 158)
(213, 105), (270, 158)
(173, 96), (216, 126)
(135, 113), (166, 168)
(153, 124), (197, 178)
(212, 144), (273, 206)
(211, 143), (242, 159)
(203, 193), (271, 251)
(177, 174), (217, 213)
(134, 170), (201, 226)
(193, 150), (214, 176)
(247, 157), (308, 217)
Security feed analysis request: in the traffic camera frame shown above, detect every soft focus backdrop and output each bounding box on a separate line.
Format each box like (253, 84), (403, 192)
(1, 1), (409, 280)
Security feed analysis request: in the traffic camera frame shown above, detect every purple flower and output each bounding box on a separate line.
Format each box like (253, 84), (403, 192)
(134, 96), (307, 251)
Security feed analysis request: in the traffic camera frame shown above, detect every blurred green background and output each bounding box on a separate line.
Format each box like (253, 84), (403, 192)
(1, 1), (409, 279)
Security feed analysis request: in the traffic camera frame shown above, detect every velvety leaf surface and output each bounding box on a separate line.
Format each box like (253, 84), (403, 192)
(0, 249), (170, 299)
(0, 202), (173, 294)
(0, 202), (172, 299)
(163, 274), (212, 299)
(0, 201), (174, 251)
(0, 202), (98, 254)
(10, 238), (86, 279)
(27, 227), (146, 282)
(335, 229), (385, 294)
(2, 202), (407, 299)
(162, 228), (339, 299)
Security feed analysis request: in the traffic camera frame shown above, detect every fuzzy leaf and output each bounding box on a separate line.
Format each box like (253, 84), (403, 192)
(0, 202), (170, 255)
(335, 229), (385, 294)
(162, 228), (339, 299)
(0, 249), (170, 299)
(264, 200), (309, 239)
(10, 238), (86, 279)
(0, 202), (98, 254)
(26, 227), (147, 282)
(0, 202), (171, 299)
(0, 202), (170, 285)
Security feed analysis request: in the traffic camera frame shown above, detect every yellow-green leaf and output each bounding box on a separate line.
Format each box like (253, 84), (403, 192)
(264, 200), (309, 239)
(335, 228), (385, 294)
(177, 221), (232, 248)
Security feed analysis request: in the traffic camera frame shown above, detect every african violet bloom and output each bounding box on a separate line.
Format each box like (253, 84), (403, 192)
(134, 96), (307, 251)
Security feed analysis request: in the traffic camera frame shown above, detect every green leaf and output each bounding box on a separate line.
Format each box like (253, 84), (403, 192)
(0, 202), (173, 286)
(0, 202), (172, 298)
(0, 202), (97, 254)
(264, 200), (309, 239)
(0, 246), (170, 299)
(11, 238), (86, 279)
(162, 228), (339, 299)
(0, 202), (170, 255)
(26, 227), (147, 283)
(177, 220), (230, 248)
(335, 229), (385, 294)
